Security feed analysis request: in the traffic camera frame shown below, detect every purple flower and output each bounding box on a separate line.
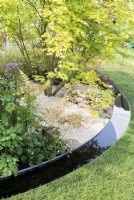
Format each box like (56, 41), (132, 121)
(5, 63), (22, 69)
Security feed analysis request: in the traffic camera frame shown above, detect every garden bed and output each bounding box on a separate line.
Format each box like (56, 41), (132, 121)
(35, 84), (111, 149)
(0, 85), (131, 199)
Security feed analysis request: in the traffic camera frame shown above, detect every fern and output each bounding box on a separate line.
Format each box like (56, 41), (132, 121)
(19, 70), (30, 85)
(19, 70), (34, 95)
(19, 70), (51, 95)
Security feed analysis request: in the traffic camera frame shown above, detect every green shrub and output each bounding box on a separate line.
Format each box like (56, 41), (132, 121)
(67, 70), (115, 115)
(0, 66), (66, 176)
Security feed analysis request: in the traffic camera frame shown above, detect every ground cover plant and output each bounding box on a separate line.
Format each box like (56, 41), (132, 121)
(6, 47), (134, 200)
(0, 65), (67, 176)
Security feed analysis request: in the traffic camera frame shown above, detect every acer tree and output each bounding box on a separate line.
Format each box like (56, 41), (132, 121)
(1, 0), (133, 95)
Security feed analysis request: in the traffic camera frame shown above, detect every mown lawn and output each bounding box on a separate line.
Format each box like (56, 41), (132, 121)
(7, 48), (134, 200)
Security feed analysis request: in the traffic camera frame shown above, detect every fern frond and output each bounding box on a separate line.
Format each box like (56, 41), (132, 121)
(19, 70), (35, 95)
(18, 70), (50, 96)
(19, 70), (31, 86)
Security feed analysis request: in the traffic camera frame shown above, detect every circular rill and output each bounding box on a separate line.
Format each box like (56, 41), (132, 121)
(0, 85), (131, 198)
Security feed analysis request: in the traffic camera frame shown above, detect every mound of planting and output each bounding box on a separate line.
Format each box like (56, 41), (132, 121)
(0, 76), (131, 199)
(0, 65), (114, 177)
(35, 84), (112, 149)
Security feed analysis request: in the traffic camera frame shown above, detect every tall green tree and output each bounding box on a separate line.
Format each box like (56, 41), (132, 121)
(1, 0), (133, 95)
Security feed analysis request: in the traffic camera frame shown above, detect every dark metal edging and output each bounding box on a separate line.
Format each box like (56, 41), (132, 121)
(0, 84), (131, 180)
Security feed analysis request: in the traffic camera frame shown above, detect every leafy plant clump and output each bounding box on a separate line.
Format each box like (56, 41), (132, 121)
(66, 70), (115, 116)
(0, 66), (67, 177)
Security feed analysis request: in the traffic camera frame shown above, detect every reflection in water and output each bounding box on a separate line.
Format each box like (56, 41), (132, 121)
(94, 121), (116, 148)
(0, 140), (109, 198)
(111, 105), (131, 140)
(89, 90), (131, 149)
(0, 88), (131, 199)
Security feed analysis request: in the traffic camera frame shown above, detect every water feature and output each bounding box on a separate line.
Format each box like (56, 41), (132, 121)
(0, 86), (131, 199)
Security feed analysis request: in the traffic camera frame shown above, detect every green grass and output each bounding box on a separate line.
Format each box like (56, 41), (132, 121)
(7, 48), (134, 200)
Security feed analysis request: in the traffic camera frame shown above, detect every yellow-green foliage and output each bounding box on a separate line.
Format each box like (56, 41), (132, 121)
(33, 75), (45, 84)
(68, 70), (115, 115)
(19, 70), (34, 96)
(75, 70), (101, 88)
(19, 71), (51, 96)
(1, 0), (134, 96)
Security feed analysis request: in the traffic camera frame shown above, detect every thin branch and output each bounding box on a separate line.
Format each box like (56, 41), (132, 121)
(14, 36), (30, 68)
(17, 7), (33, 69)
(26, 0), (40, 15)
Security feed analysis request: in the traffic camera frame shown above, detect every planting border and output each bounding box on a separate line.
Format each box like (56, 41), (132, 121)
(0, 84), (131, 198)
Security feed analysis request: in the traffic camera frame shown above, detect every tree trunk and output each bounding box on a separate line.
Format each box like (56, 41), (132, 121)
(44, 79), (53, 96)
